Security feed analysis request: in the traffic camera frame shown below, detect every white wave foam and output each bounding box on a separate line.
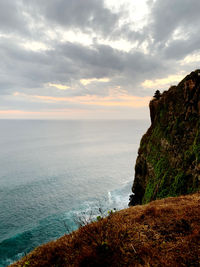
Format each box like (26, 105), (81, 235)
(108, 191), (112, 204)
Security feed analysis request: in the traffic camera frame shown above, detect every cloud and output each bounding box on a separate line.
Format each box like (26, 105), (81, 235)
(149, 0), (200, 43)
(0, 0), (27, 35)
(48, 83), (71, 90)
(146, 0), (200, 61)
(80, 78), (110, 86)
(0, 36), (168, 97)
(0, 0), (200, 118)
(24, 0), (120, 36)
(13, 91), (151, 108)
(163, 36), (200, 60)
(142, 73), (185, 89)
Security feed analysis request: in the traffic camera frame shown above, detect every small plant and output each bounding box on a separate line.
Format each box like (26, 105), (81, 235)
(23, 261), (30, 267)
(96, 215), (102, 221)
(153, 90), (161, 99)
(108, 210), (113, 215)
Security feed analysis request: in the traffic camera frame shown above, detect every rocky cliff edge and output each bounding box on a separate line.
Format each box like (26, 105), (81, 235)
(130, 70), (200, 205)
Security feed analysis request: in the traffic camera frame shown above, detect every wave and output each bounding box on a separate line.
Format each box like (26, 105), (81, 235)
(0, 180), (132, 267)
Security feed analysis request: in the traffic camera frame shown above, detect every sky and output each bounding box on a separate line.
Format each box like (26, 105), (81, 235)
(0, 0), (200, 119)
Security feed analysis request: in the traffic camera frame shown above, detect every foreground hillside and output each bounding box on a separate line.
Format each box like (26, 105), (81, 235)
(11, 193), (200, 267)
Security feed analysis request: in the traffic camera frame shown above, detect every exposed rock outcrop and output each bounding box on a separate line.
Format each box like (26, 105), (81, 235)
(130, 70), (200, 205)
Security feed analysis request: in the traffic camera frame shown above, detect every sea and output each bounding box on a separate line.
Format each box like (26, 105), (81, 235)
(0, 119), (149, 266)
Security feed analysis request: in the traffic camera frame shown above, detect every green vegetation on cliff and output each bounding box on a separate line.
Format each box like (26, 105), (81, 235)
(132, 70), (200, 205)
(10, 70), (200, 267)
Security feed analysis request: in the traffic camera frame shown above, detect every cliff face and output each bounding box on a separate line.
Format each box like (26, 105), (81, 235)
(131, 70), (200, 205)
(9, 70), (200, 267)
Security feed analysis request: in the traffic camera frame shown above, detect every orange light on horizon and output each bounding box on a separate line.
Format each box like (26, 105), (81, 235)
(0, 109), (90, 118)
(13, 92), (151, 108)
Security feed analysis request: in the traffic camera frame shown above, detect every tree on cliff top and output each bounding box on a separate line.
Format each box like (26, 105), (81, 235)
(153, 90), (161, 99)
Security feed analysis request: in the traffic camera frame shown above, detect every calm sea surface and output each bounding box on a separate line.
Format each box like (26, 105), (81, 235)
(0, 119), (149, 266)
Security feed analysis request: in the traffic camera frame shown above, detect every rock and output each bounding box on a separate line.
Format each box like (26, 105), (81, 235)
(130, 70), (200, 206)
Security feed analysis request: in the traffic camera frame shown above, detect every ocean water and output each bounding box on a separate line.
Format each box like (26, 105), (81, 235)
(0, 119), (149, 266)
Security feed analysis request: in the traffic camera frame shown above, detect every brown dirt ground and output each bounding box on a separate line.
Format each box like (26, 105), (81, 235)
(10, 193), (200, 267)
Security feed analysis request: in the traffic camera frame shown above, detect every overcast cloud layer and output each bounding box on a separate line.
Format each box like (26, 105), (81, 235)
(0, 0), (199, 119)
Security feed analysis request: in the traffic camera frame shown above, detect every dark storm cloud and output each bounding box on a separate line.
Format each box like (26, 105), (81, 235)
(149, 0), (200, 42)
(59, 42), (124, 73)
(163, 37), (200, 60)
(0, 0), (200, 106)
(113, 26), (145, 44)
(0, 34), (168, 97)
(24, 0), (120, 36)
(148, 0), (200, 59)
(0, 0), (28, 35)
(22, 0), (145, 44)
(51, 41), (169, 96)
(0, 38), (53, 93)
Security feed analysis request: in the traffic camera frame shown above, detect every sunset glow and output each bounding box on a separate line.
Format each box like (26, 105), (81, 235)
(48, 83), (71, 90)
(0, 0), (199, 119)
(142, 74), (186, 89)
(13, 92), (151, 107)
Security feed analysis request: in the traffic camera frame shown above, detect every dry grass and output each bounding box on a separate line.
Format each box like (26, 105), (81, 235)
(10, 193), (200, 267)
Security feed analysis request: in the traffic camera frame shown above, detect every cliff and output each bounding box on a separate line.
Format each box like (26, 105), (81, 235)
(131, 70), (200, 205)
(10, 193), (200, 267)
(9, 70), (200, 267)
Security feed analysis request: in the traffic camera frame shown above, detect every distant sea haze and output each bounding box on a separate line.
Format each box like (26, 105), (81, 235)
(0, 119), (149, 266)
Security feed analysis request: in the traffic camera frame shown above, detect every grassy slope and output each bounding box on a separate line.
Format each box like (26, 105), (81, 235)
(10, 193), (200, 267)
